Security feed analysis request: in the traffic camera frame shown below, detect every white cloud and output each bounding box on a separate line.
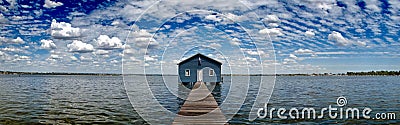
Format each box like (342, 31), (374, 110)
(328, 31), (351, 46)
(110, 20), (128, 28)
(355, 29), (365, 33)
(132, 29), (159, 48)
(70, 56), (78, 61)
(209, 43), (222, 48)
(129, 56), (139, 62)
(111, 60), (119, 63)
(1, 47), (22, 52)
(294, 48), (316, 57)
(366, 4), (381, 12)
(67, 40), (94, 53)
(263, 15), (280, 23)
(51, 19), (81, 39)
(111, 20), (120, 26)
(124, 45), (137, 55)
(0, 13), (9, 24)
(40, 39), (57, 49)
(49, 54), (62, 59)
(262, 15), (280, 27)
(354, 41), (367, 47)
(94, 50), (109, 55)
(144, 55), (157, 62)
(244, 56), (257, 62)
(0, 5), (8, 12)
(95, 35), (123, 50)
(317, 2), (334, 11)
(0, 37), (5, 45)
(205, 14), (222, 22)
(17, 55), (30, 61)
(79, 56), (92, 61)
(259, 28), (283, 36)
(295, 48), (314, 54)
(12, 16), (23, 20)
(1, 37), (25, 44)
(364, 0), (381, 12)
(267, 23), (279, 28)
(11, 37), (24, 44)
(246, 50), (259, 56)
(305, 30), (315, 37)
(230, 38), (241, 46)
(289, 54), (298, 60)
(282, 58), (297, 65)
(43, 0), (63, 8)
(225, 13), (244, 21)
(315, 51), (357, 55)
(163, 25), (171, 29)
(388, 0), (400, 15)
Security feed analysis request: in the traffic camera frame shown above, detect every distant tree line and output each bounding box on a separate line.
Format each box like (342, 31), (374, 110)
(2, 70), (399, 76)
(347, 71), (400, 76)
(0, 71), (120, 76)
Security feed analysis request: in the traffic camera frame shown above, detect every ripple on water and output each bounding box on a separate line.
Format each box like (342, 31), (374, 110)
(0, 75), (145, 124)
(0, 75), (399, 124)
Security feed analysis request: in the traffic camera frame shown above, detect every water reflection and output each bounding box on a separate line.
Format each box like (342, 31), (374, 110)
(177, 83), (190, 107)
(207, 83), (223, 106)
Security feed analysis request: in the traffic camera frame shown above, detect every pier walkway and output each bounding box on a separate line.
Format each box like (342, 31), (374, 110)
(173, 82), (227, 125)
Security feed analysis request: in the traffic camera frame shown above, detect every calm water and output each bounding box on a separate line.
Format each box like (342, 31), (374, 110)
(0, 75), (399, 124)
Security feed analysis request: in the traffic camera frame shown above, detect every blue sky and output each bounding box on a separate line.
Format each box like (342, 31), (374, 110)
(0, 0), (399, 74)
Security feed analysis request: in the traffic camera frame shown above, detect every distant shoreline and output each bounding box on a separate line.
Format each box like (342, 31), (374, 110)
(1, 70), (399, 76)
(0, 71), (120, 76)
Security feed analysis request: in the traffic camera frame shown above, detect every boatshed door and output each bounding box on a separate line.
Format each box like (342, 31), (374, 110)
(197, 69), (203, 82)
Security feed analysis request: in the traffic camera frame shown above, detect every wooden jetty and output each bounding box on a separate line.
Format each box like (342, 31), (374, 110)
(173, 82), (228, 125)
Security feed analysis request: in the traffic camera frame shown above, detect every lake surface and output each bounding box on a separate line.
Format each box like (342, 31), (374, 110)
(0, 75), (399, 124)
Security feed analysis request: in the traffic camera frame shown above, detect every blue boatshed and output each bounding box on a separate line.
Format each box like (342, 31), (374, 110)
(178, 53), (222, 83)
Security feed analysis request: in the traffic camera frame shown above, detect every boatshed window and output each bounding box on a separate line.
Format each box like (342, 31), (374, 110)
(185, 69), (190, 76)
(209, 69), (214, 76)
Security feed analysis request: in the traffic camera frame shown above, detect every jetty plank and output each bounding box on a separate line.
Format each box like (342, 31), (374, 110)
(173, 82), (228, 125)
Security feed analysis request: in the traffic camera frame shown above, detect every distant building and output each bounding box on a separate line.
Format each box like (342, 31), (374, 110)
(177, 53), (222, 83)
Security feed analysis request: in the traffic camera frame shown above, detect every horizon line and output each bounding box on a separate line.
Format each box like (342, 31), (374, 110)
(2, 70), (400, 75)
